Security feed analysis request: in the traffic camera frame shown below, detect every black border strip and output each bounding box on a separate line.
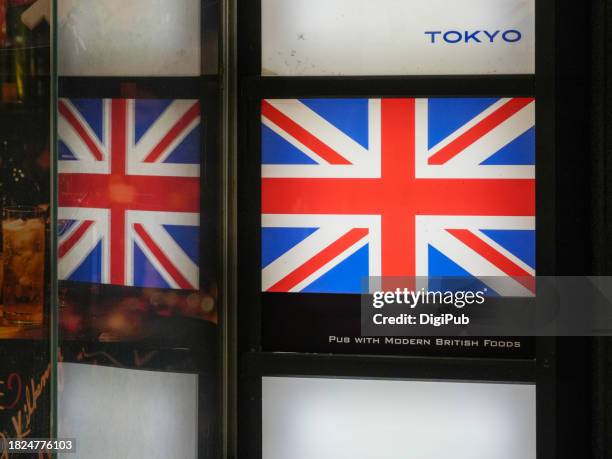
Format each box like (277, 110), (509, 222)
(243, 352), (536, 382)
(58, 76), (218, 99)
(253, 75), (534, 98)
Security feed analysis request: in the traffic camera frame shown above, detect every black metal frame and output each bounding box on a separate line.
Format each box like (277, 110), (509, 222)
(237, 343), (557, 458)
(591, 1), (612, 456)
(56, 1), (224, 458)
(240, 352), (538, 459)
(237, 0), (559, 457)
(238, 0), (555, 354)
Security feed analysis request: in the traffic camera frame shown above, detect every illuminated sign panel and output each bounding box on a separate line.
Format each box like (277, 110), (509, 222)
(263, 376), (537, 459)
(60, 363), (198, 459)
(58, 0), (201, 76)
(262, 0), (535, 75)
(261, 98), (535, 295)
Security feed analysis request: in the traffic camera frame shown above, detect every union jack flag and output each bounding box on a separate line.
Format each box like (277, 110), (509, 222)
(58, 98), (201, 290)
(261, 98), (535, 295)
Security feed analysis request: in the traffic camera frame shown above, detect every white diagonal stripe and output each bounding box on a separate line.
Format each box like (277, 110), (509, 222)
(415, 215), (535, 297)
(262, 226), (348, 291)
(266, 99), (370, 165)
(125, 210), (199, 289)
(262, 99), (380, 178)
(132, 232), (179, 289)
(130, 100), (200, 164)
(442, 101), (535, 175)
(57, 207), (109, 282)
(427, 98), (511, 155)
(428, 230), (533, 297)
(262, 115), (329, 165)
(291, 235), (369, 292)
(59, 99), (107, 159)
(415, 98), (535, 179)
(58, 100), (111, 174)
(474, 229), (535, 276)
(138, 221), (199, 288)
(262, 213), (381, 283)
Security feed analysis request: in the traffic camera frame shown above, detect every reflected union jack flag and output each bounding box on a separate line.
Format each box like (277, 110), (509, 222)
(58, 98), (201, 290)
(261, 98), (535, 295)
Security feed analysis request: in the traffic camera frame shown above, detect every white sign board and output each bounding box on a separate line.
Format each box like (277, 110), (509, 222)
(262, 0), (535, 76)
(59, 363), (198, 459)
(263, 376), (536, 459)
(58, 0), (201, 76)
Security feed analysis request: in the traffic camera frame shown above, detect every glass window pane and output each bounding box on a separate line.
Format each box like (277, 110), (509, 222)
(58, 0), (201, 76)
(0, 0), (54, 442)
(262, 0), (535, 76)
(56, 2), (219, 456)
(57, 94), (218, 454)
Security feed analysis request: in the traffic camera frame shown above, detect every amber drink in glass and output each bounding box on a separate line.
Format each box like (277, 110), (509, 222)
(2, 207), (45, 325)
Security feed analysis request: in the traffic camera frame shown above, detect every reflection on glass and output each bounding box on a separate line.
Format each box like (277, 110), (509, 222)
(0, 0), (53, 443)
(57, 98), (201, 290)
(58, 0), (202, 76)
(2, 206), (45, 325)
(0, 252), (3, 307)
(55, 2), (220, 456)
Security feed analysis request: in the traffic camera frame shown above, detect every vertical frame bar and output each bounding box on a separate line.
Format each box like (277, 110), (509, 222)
(50, 0), (59, 444)
(221, 0), (238, 456)
(535, 0), (556, 456)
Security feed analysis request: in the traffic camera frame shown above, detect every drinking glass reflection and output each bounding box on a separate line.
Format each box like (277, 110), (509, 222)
(2, 206), (45, 325)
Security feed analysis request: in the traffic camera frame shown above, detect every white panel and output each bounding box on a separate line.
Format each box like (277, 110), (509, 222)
(262, 0), (534, 76)
(263, 376), (536, 459)
(59, 363), (198, 459)
(58, 0), (201, 76)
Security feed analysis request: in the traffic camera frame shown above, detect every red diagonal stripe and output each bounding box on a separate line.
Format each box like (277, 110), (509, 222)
(267, 228), (368, 292)
(133, 223), (195, 290)
(262, 100), (352, 165)
(427, 98), (533, 165)
(59, 100), (104, 161)
(143, 101), (200, 163)
(446, 228), (535, 293)
(58, 220), (94, 258)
